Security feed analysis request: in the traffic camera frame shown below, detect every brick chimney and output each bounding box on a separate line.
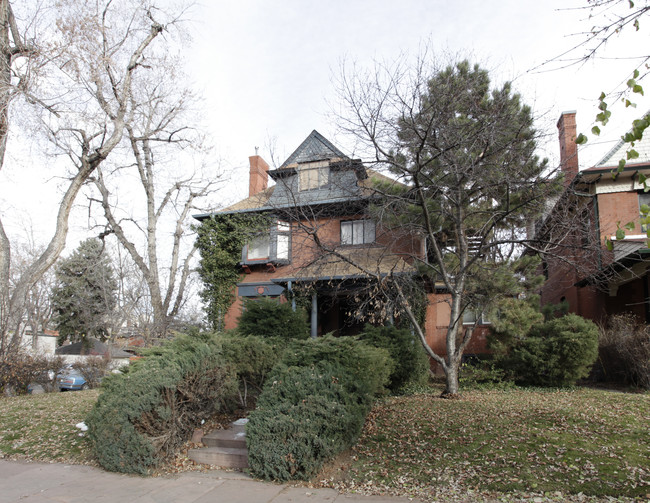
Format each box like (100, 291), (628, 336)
(248, 155), (269, 197)
(557, 111), (579, 188)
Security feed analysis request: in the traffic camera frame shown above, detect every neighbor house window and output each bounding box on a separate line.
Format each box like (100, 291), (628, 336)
(244, 220), (291, 263)
(300, 166), (329, 191)
(462, 309), (490, 325)
(341, 220), (375, 245)
(639, 192), (650, 232)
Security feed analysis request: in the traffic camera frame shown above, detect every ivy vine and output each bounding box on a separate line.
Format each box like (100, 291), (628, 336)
(195, 213), (269, 331)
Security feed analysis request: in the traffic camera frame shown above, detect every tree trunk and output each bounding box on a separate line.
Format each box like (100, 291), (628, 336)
(443, 356), (460, 396)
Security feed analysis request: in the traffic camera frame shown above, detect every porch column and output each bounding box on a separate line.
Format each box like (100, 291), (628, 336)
(311, 292), (318, 339)
(288, 281), (296, 312)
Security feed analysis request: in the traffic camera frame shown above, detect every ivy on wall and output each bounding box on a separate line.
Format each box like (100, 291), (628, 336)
(195, 213), (268, 331)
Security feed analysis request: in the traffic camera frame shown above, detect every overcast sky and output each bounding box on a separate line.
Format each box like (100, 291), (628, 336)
(2, 0), (649, 248)
(186, 0), (650, 202)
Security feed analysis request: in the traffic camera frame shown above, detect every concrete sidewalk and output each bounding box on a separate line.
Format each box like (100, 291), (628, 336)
(0, 460), (419, 503)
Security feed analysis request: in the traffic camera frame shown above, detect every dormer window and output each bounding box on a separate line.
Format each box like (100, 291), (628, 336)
(299, 165), (329, 191)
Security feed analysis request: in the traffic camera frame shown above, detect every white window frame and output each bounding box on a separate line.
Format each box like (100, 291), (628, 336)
(244, 220), (291, 263)
(462, 309), (491, 325)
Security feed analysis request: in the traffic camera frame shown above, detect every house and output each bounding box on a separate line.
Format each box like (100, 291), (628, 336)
(56, 338), (132, 368)
(195, 130), (493, 356)
(20, 329), (59, 356)
(538, 111), (650, 324)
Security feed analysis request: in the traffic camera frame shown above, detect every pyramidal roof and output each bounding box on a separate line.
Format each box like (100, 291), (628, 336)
(595, 115), (650, 168)
(280, 130), (348, 168)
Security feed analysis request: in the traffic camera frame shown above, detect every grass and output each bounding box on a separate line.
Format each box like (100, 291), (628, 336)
(319, 387), (650, 502)
(1, 385), (648, 502)
(0, 390), (99, 465)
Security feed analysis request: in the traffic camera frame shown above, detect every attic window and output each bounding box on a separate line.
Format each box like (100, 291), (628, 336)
(300, 166), (329, 191)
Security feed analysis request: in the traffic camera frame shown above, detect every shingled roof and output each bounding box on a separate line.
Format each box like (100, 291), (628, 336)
(276, 247), (415, 282)
(280, 130), (348, 168)
(595, 113), (650, 168)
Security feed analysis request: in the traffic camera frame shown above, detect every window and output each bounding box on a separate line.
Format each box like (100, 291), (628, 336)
(639, 192), (650, 232)
(462, 309), (490, 325)
(275, 221), (290, 260)
(244, 220), (291, 263)
(247, 235), (270, 260)
(299, 166), (329, 191)
(341, 220), (375, 245)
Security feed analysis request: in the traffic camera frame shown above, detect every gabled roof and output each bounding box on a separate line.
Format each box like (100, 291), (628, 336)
(56, 338), (131, 358)
(595, 113), (650, 168)
(280, 130), (348, 168)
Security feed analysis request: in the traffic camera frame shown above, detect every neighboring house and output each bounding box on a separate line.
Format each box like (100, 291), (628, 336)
(56, 338), (131, 368)
(195, 130), (491, 358)
(20, 329), (59, 356)
(538, 111), (650, 324)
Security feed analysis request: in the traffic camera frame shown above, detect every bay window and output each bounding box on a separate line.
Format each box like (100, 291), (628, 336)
(243, 220), (291, 263)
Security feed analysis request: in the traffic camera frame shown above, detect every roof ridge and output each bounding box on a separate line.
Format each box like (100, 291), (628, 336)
(279, 130), (348, 168)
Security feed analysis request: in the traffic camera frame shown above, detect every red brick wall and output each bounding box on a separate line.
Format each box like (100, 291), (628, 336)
(597, 191), (640, 245)
(222, 215), (424, 330)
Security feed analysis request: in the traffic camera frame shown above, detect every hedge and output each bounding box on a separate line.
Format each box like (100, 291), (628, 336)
(86, 334), (237, 474)
(246, 336), (392, 481)
(358, 324), (429, 393)
(509, 313), (599, 387)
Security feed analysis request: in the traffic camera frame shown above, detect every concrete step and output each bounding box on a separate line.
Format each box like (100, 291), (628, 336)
(202, 427), (247, 449)
(187, 446), (249, 469)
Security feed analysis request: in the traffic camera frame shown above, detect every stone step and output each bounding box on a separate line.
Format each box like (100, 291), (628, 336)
(187, 446), (249, 469)
(202, 427), (247, 449)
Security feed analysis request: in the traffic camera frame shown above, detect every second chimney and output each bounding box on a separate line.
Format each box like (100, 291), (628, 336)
(557, 111), (579, 188)
(249, 155), (269, 197)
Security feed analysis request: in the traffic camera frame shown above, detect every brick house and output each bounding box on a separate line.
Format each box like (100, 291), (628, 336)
(538, 111), (650, 324)
(195, 130), (491, 354)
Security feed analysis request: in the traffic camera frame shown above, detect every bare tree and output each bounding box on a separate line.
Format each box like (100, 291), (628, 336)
(12, 239), (55, 342)
(88, 52), (221, 341)
(0, 0), (179, 358)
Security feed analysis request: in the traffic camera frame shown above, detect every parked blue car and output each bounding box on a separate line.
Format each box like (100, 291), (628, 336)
(58, 369), (89, 391)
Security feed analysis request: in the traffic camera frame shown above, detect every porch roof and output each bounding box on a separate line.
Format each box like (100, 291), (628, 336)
(272, 247), (415, 283)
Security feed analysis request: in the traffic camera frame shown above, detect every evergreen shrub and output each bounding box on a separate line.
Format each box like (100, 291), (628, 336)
(238, 298), (309, 339)
(508, 313), (599, 387)
(359, 324), (429, 393)
(246, 336), (392, 481)
(280, 335), (393, 397)
(86, 334), (237, 474)
(220, 333), (286, 408)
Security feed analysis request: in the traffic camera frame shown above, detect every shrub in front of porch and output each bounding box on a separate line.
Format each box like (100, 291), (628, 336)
(220, 333), (287, 409)
(237, 297), (309, 340)
(246, 337), (391, 481)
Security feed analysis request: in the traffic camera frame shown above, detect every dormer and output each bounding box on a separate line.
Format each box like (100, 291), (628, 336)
(265, 130), (369, 209)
